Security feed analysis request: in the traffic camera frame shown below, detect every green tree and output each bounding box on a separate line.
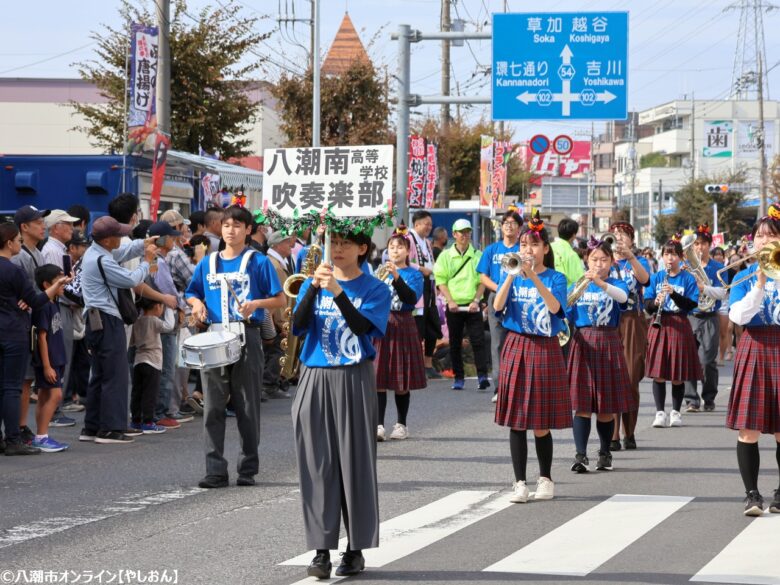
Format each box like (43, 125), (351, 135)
(72, 0), (267, 157)
(272, 61), (392, 147)
(652, 173), (748, 244)
(639, 151), (668, 169)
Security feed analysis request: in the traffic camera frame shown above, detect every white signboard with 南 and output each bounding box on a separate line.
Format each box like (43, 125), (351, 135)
(262, 145), (394, 218)
(702, 121), (733, 158)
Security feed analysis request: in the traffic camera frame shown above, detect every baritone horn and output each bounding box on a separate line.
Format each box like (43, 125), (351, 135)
(716, 241), (780, 288)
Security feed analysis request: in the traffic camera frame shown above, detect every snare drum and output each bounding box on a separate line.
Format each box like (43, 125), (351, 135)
(180, 330), (242, 369)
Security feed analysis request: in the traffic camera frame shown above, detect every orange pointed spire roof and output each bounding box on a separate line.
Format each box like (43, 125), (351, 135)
(321, 12), (372, 76)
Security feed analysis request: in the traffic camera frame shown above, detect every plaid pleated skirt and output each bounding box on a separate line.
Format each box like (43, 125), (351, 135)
(495, 331), (572, 430)
(568, 327), (636, 414)
(645, 314), (702, 382)
(373, 311), (427, 393)
(726, 326), (780, 433)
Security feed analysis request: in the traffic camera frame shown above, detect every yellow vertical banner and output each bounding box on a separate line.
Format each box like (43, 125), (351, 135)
(479, 135), (494, 207)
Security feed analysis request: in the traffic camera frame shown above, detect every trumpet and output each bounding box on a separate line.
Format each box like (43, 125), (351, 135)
(716, 241), (780, 288)
(501, 252), (535, 276)
(600, 232), (617, 247)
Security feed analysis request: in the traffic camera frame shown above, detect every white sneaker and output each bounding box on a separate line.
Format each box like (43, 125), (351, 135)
(491, 392), (498, 403)
(376, 425), (386, 442)
(532, 477), (555, 500)
(389, 423), (408, 440)
(668, 410), (682, 427)
(652, 411), (667, 428)
(510, 480), (529, 503)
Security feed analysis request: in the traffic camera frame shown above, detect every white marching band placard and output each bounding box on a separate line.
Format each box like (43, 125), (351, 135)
(262, 145), (394, 218)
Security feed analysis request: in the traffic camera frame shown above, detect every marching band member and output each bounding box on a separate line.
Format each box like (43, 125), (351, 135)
(726, 205), (780, 516)
(493, 212), (570, 503)
(608, 222), (651, 451)
(374, 228), (426, 442)
(643, 236), (702, 430)
(567, 237), (634, 473)
(292, 230), (391, 579)
(186, 206), (285, 488)
(477, 208), (522, 403)
(684, 223), (727, 412)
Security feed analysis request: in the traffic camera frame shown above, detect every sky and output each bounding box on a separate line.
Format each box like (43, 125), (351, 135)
(1, 0), (779, 141)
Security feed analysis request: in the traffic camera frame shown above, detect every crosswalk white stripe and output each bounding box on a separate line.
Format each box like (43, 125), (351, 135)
(281, 490), (512, 568)
(690, 513), (780, 585)
(483, 494), (694, 576)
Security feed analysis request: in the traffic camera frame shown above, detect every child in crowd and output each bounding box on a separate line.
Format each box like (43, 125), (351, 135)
(32, 264), (71, 453)
(130, 296), (175, 434)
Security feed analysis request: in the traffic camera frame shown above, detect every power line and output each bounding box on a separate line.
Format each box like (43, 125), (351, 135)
(0, 42), (95, 76)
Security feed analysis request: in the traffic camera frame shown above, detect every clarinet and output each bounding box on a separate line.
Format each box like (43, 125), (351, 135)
(651, 270), (669, 329)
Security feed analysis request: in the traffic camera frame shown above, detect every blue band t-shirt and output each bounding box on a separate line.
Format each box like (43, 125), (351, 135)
(379, 266), (423, 312)
(609, 256), (651, 314)
(185, 248), (282, 324)
(498, 268), (568, 337)
(476, 241), (519, 287)
(728, 264), (780, 326)
(565, 278), (628, 328)
(689, 257), (725, 314)
(643, 269), (699, 314)
(295, 273), (391, 367)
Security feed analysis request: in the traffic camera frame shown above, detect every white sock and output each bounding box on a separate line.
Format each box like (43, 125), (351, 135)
(35, 434), (48, 441)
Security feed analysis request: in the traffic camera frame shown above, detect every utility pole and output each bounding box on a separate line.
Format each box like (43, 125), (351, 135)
(155, 0), (171, 134)
(689, 93), (696, 184)
(758, 52), (768, 217)
(497, 0), (508, 141)
(628, 115), (636, 230)
(312, 0), (320, 147)
(440, 0), (451, 206)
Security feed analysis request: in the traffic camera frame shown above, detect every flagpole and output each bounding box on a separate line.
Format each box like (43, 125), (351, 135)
(122, 32), (130, 193)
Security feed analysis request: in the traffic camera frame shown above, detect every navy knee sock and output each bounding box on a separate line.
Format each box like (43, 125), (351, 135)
(394, 392), (410, 426)
(377, 392), (387, 426)
(671, 384), (684, 412)
(652, 381), (666, 411)
(596, 419), (615, 453)
(572, 416), (591, 454)
(510, 430), (528, 482)
(535, 432), (554, 480)
(737, 441), (760, 493)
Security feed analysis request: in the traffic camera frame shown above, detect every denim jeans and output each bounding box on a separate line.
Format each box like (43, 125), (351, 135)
(156, 332), (178, 418)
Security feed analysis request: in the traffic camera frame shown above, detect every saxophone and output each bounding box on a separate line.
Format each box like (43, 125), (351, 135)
(279, 244), (322, 379)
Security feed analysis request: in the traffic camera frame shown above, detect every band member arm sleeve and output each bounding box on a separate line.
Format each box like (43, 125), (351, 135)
(392, 277), (418, 305)
(644, 297), (660, 314)
(728, 285), (764, 325)
(292, 284), (318, 330)
(669, 292), (698, 312)
(703, 285), (728, 300)
(333, 292), (373, 336)
(604, 283), (628, 303)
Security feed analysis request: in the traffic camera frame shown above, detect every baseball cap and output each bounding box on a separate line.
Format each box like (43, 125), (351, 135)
(14, 205), (50, 226)
(160, 209), (190, 227)
(148, 221), (182, 238)
(66, 230), (90, 247)
(452, 218), (472, 232)
(268, 230), (291, 246)
(91, 216), (133, 240)
(45, 209), (80, 228)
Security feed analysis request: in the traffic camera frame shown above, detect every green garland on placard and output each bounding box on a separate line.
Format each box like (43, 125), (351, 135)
(253, 204), (396, 237)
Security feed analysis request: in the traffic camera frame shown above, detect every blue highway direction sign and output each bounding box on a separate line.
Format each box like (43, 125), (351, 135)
(492, 12), (628, 120)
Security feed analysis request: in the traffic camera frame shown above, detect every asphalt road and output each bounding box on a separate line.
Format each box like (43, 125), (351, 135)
(1, 360), (779, 585)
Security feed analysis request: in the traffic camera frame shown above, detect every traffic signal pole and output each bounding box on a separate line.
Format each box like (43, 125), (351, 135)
(392, 26), (491, 224)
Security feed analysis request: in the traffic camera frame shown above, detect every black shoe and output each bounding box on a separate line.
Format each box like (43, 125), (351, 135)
(0, 438), (5, 454)
(236, 475), (255, 486)
(596, 451), (614, 471)
(744, 490), (764, 516)
(178, 402), (197, 415)
(307, 553), (332, 579)
(425, 367), (442, 380)
(198, 475), (229, 489)
(78, 427), (97, 442)
(570, 452), (589, 473)
(335, 550), (365, 577)
(609, 439), (622, 452)
(770, 489), (780, 514)
(703, 402), (716, 412)
(623, 436), (637, 450)
(4, 441), (42, 456)
(94, 431), (134, 444)
(20, 425), (34, 445)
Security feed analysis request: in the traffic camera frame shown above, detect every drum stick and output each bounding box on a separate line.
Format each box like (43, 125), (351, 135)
(223, 276), (249, 321)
